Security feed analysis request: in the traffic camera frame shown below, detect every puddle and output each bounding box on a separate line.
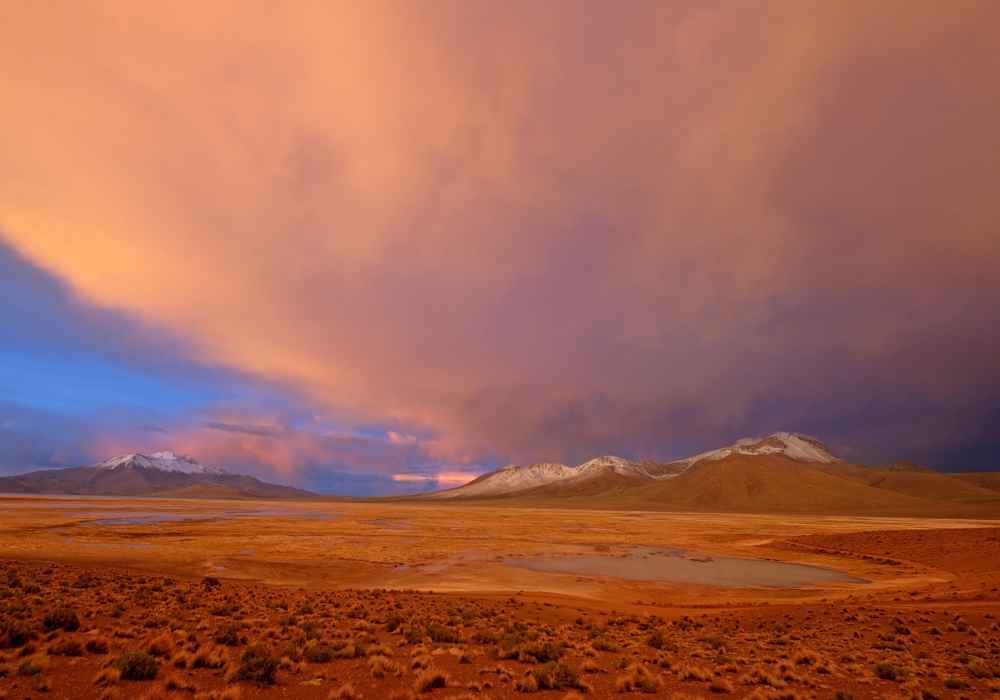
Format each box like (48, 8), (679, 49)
(54, 507), (340, 526)
(417, 564), (449, 573)
(362, 520), (411, 528)
(503, 545), (866, 588)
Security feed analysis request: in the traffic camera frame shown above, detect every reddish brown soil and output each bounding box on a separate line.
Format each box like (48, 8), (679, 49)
(3, 527), (1000, 700)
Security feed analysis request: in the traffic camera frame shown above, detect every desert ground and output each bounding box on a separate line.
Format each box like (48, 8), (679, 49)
(1, 497), (999, 700)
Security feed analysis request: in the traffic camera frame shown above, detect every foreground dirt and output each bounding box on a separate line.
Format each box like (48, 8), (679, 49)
(1, 499), (999, 699)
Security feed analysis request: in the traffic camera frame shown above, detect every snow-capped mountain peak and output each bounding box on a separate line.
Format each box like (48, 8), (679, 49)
(428, 431), (840, 498)
(430, 461), (573, 498)
(666, 432), (837, 471)
(94, 452), (227, 475)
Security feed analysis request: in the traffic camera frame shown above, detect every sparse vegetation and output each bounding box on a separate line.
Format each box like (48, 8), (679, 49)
(43, 606), (80, 631)
(0, 519), (997, 700)
(230, 643), (278, 686)
(112, 651), (159, 681)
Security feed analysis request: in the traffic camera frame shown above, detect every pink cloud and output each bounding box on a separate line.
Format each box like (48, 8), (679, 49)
(1, 1), (998, 478)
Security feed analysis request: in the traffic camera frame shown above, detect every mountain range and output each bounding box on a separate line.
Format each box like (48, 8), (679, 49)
(1, 435), (998, 515)
(410, 432), (1000, 516)
(0, 452), (313, 500)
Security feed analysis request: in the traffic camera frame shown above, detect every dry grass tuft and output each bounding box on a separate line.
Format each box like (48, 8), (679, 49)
(677, 663), (712, 683)
(94, 667), (122, 686)
(369, 654), (403, 678)
(191, 645), (228, 669)
(194, 689), (242, 700)
(146, 632), (174, 658)
(86, 637), (111, 654)
(739, 667), (786, 689)
(616, 663), (660, 693)
(415, 668), (452, 693)
(515, 673), (539, 693)
(385, 690), (417, 700)
(329, 682), (364, 700)
(708, 678), (733, 694)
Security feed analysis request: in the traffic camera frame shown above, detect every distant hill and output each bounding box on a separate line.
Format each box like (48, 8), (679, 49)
(406, 432), (1000, 516)
(0, 452), (314, 500)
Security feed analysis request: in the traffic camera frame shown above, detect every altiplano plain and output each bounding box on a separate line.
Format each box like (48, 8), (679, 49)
(2, 498), (999, 700)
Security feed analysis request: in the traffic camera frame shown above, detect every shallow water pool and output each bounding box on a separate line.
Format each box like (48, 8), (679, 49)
(503, 545), (866, 588)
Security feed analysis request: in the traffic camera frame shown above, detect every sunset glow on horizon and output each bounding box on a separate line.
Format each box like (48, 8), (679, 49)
(1, 2), (998, 494)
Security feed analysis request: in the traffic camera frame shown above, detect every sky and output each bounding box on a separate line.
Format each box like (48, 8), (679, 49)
(1, 2), (998, 494)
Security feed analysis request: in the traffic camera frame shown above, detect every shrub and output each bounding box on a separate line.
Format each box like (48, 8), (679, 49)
(830, 691), (856, 700)
(113, 651), (159, 681)
(73, 572), (96, 589)
(532, 661), (583, 690)
(203, 577), (221, 588)
(647, 629), (678, 653)
(426, 623), (460, 644)
(472, 628), (498, 644)
(385, 611), (405, 632)
(874, 662), (902, 682)
(305, 643), (334, 663)
(212, 622), (243, 646)
(231, 643), (278, 687)
(944, 677), (969, 690)
(0, 619), (34, 648)
(43, 606), (80, 632)
(969, 660), (998, 679)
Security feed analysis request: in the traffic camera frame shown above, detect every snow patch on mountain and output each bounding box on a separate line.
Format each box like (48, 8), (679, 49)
(94, 452), (227, 475)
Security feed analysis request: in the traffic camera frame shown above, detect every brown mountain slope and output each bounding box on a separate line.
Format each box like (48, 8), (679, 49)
(0, 464), (314, 499)
(954, 472), (1000, 492)
(151, 485), (267, 500)
(616, 454), (925, 513)
(810, 462), (1000, 504)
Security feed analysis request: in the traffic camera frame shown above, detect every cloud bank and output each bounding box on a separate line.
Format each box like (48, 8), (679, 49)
(0, 2), (998, 490)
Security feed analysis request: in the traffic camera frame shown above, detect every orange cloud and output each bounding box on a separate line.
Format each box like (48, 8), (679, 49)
(1, 2), (999, 474)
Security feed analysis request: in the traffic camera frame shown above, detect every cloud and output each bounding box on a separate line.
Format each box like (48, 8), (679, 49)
(201, 421), (281, 437)
(0, 2), (998, 481)
(392, 472), (475, 485)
